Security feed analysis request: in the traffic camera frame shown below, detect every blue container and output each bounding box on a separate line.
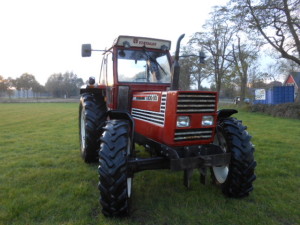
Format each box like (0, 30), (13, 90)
(254, 86), (294, 104)
(254, 99), (266, 104)
(270, 86), (294, 104)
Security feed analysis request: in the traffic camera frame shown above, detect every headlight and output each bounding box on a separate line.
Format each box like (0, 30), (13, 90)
(177, 116), (190, 127)
(202, 116), (214, 126)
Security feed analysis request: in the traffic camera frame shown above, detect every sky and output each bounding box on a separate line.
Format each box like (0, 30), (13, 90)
(0, 0), (228, 85)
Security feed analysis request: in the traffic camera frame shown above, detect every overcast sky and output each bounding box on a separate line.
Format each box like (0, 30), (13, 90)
(0, 0), (227, 85)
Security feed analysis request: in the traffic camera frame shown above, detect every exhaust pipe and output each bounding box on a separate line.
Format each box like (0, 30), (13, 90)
(171, 34), (185, 90)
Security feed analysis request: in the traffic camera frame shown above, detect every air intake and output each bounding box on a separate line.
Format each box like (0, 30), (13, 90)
(177, 92), (216, 114)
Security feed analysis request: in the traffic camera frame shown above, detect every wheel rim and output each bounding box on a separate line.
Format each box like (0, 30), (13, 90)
(213, 131), (229, 184)
(127, 137), (132, 198)
(127, 178), (132, 198)
(80, 108), (86, 153)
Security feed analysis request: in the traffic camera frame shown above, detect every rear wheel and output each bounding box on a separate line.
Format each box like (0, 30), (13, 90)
(79, 93), (107, 163)
(98, 120), (133, 217)
(212, 117), (256, 197)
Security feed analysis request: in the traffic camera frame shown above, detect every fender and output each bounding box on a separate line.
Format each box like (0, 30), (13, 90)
(80, 83), (106, 95)
(217, 109), (238, 119)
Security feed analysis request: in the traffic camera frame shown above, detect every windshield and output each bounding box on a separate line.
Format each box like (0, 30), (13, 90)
(117, 49), (171, 83)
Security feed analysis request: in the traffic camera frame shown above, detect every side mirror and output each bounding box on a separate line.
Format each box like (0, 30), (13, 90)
(199, 51), (205, 64)
(81, 44), (92, 57)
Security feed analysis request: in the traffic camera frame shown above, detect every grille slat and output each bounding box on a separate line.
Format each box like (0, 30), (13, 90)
(178, 104), (216, 107)
(177, 92), (216, 113)
(174, 128), (213, 141)
(160, 93), (167, 113)
(132, 108), (164, 125)
(178, 94), (215, 98)
(177, 109), (215, 113)
(178, 99), (215, 103)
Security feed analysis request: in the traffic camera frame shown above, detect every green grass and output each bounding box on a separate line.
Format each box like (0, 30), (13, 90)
(0, 103), (299, 225)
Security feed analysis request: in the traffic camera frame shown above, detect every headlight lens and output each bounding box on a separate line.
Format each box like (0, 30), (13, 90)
(177, 116), (190, 127)
(202, 116), (214, 126)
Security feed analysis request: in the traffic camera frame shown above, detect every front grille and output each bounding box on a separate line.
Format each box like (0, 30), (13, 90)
(177, 92), (216, 113)
(174, 128), (213, 141)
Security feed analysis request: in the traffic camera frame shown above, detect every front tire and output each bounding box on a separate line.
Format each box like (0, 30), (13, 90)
(79, 93), (107, 163)
(212, 117), (256, 197)
(98, 120), (133, 217)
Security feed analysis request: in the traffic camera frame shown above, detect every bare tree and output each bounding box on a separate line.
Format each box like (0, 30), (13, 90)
(190, 62), (210, 90)
(189, 6), (235, 93)
(277, 58), (300, 75)
(178, 46), (194, 90)
(179, 45), (210, 90)
(231, 36), (260, 100)
(248, 63), (268, 88)
(230, 0), (300, 65)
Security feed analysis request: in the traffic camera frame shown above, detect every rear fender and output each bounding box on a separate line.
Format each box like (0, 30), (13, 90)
(80, 85), (105, 95)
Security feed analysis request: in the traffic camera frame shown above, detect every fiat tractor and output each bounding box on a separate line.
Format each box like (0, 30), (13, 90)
(79, 34), (256, 217)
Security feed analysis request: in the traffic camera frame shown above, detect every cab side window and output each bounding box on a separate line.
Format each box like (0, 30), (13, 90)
(106, 53), (114, 86)
(99, 53), (113, 86)
(99, 57), (106, 85)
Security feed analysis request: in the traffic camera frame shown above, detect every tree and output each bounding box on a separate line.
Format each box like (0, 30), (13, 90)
(178, 46), (194, 90)
(6, 77), (16, 99)
(190, 62), (210, 90)
(0, 75), (8, 97)
(265, 61), (281, 82)
(216, 69), (239, 99)
(32, 81), (45, 98)
(45, 72), (83, 98)
(45, 73), (64, 97)
(61, 72), (84, 98)
(189, 6), (235, 93)
(231, 36), (260, 100)
(180, 45), (211, 90)
(15, 73), (38, 98)
(230, 0), (300, 65)
(277, 58), (300, 75)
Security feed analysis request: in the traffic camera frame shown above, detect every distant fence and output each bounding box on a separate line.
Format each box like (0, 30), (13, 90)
(0, 97), (79, 103)
(218, 98), (234, 104)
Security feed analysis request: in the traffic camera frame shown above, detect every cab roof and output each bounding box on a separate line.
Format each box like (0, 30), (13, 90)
(113, 35), (171, 51)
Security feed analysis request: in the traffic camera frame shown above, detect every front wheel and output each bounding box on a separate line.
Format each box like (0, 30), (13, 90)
(212, 117), (256, 198)
(98, 120), (133, 217)
(79, 93), (107, 163)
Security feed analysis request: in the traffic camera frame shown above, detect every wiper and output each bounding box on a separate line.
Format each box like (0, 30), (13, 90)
(143, 50), (167, 75)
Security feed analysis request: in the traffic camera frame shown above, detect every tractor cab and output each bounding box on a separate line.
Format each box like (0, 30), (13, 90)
(114, 36), (172, 84)
(81, 36), (173, 111)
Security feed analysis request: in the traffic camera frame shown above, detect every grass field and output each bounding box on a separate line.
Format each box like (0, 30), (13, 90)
(0, 103), (299, 225)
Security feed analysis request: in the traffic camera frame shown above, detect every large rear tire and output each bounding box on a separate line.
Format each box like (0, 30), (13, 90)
(98, 120), (133, 217)
(79, 93), (107, 163)
(212, 117), (256, 197)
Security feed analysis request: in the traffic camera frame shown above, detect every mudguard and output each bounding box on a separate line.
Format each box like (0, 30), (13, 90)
(217, 109), (238, 119)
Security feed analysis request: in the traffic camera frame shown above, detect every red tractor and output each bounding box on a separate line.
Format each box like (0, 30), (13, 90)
(79, 34), (256, 217)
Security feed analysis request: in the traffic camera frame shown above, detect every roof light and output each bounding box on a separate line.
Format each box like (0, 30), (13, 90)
(161, 45), (169, 51)
(123, 41), (131, 48)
